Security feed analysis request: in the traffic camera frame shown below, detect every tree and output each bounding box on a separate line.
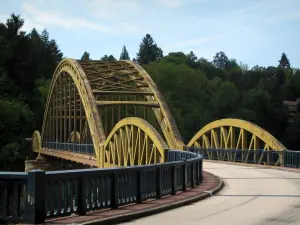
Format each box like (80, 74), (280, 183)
(81, 51), (91, 60)
(40, 29), (49, 45)
(285, 113), (300, 149)
(213, 51), (229, 69)
(226, 59), (239, 70)
(0, 14), (64, 169)
(186, 51), (197, 68)
(5, 13), (24, 36)
(239, 61), (249, 73)
(278, 53), (290, 69)
(136, 34), (163, 64)
(0, 14), (35, 98)
(100, 55), (116, 61)
(29, 29), (63, 80)
(119, 45), (130, 60)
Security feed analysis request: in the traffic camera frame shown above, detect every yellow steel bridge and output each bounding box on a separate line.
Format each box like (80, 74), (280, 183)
(32, 59), (287, 168)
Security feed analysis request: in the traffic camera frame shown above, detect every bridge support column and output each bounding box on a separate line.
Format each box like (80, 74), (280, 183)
(25, 154), (53, 172)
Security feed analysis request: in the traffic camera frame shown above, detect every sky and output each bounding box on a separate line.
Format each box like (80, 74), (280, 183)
(0, 0), (299, 68)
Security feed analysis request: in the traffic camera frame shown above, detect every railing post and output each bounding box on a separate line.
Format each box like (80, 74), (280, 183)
(199, 159), (203, 182)
(26, 170), (46, 224)
(282, 150), (286, 167)
(172, 164), (176, 195)
(182, 163), (187, 191)
(111, 172), (119, 209)
(156, 167), (162, 199)
(191, 162), (194, 187)
(194, 161), (198, 185)
(77, 175), (87, 215)
(137, 170), (143, 203)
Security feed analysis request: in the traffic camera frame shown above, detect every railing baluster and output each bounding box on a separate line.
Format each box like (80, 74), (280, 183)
(156, 167), (162, 199)
(77, 175), (87, 215)
(26, 170), (46, 224)
(111, 172), (118, 209)
(2, 182), (8, 218)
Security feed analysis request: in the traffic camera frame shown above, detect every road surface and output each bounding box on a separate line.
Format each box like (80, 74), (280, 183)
(124, 162), (300, 225)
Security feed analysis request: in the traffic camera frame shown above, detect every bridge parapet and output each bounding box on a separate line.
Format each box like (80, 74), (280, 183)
(189, 147), (300, 168)
(0, 150), (203, 224)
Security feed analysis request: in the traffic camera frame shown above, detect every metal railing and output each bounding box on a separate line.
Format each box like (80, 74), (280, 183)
(43, 142), (94, 155)
(283, 150), (300, 168)
(0, 150), (203, 224)
(188, 147), (300, 168)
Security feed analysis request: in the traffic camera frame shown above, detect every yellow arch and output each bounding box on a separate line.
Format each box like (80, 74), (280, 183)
(40, 59), (105, 167)
(124, 61), (184, 150)
(104, 117), (169, 167)
(187, 118), (286, 150)
(39, 59), (184, 167)
(32, 130), (42, 153)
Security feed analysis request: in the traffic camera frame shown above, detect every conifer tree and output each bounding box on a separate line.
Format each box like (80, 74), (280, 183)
(81, 51), (90, 60)
(119, 45), (130, 60)
(136, 34), (163, 64)
(278, 53), (290, 69)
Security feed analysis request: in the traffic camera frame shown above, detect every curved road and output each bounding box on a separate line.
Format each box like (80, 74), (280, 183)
(124, 162), (300, 225)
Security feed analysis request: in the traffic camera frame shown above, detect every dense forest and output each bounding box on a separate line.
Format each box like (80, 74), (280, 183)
(0, 14), (299, 169)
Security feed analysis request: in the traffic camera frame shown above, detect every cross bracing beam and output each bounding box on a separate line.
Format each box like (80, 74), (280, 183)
(96, 101), (160, 107)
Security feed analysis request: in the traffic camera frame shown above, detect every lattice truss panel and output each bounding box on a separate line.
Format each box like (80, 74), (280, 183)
(103, 118), (168, 167)
(77, 60), (183, 150)
(187, 119), (286, 165)
(42, 71), (93, 146)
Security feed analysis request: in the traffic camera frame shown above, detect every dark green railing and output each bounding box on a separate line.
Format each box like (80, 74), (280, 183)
(283, 150), (300, 168)
(43, 142), (94, 155)
(188, 147), (300, 168)
(0, 149), (203, 224)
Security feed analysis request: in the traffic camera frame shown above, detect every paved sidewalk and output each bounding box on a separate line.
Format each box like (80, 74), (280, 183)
(205, 160), (300, 173)
(39, 171), (223, 225)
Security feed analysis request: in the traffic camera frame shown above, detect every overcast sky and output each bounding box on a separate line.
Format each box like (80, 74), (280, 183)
(1, 0), (299, 68)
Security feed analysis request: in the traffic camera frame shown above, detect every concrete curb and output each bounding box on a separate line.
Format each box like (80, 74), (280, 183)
(205, 160), (300, 173)
(83, 172), (224, 225)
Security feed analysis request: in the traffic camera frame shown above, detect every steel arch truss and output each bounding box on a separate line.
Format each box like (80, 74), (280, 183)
(187, 118), (287, 165)
(39, 59), (104, 166)
(103, 117), (169, 167)
(78, 59), (184, 150)
(37, 59), (183, 167)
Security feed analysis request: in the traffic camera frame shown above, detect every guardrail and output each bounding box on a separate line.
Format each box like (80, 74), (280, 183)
(0, 150), (203, 224)
(42, 142), (94, 155)
(283, 150), (300, 168)
(188, 147), (300, 168)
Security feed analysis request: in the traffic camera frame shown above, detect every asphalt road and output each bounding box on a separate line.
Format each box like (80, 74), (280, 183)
(124, 162), (300, 225)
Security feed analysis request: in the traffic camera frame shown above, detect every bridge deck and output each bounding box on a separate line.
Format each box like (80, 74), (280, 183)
(39, 148), (98, 167)
(30, 172), (221, 225)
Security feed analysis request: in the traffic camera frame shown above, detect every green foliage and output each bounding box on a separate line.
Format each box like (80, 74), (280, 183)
(136, 34), (163, 64)
(119, 45), (130, 60)
(213, 51), (229, 69)
(285, 113), (300, 149)
(278, 53), (290, 69)
(0, 99), (34, 167)
(0, 14), (62, 169)
(100, 54), (116, 61)
(143, 50), (298, 149)
(81, 51), (91, 60)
